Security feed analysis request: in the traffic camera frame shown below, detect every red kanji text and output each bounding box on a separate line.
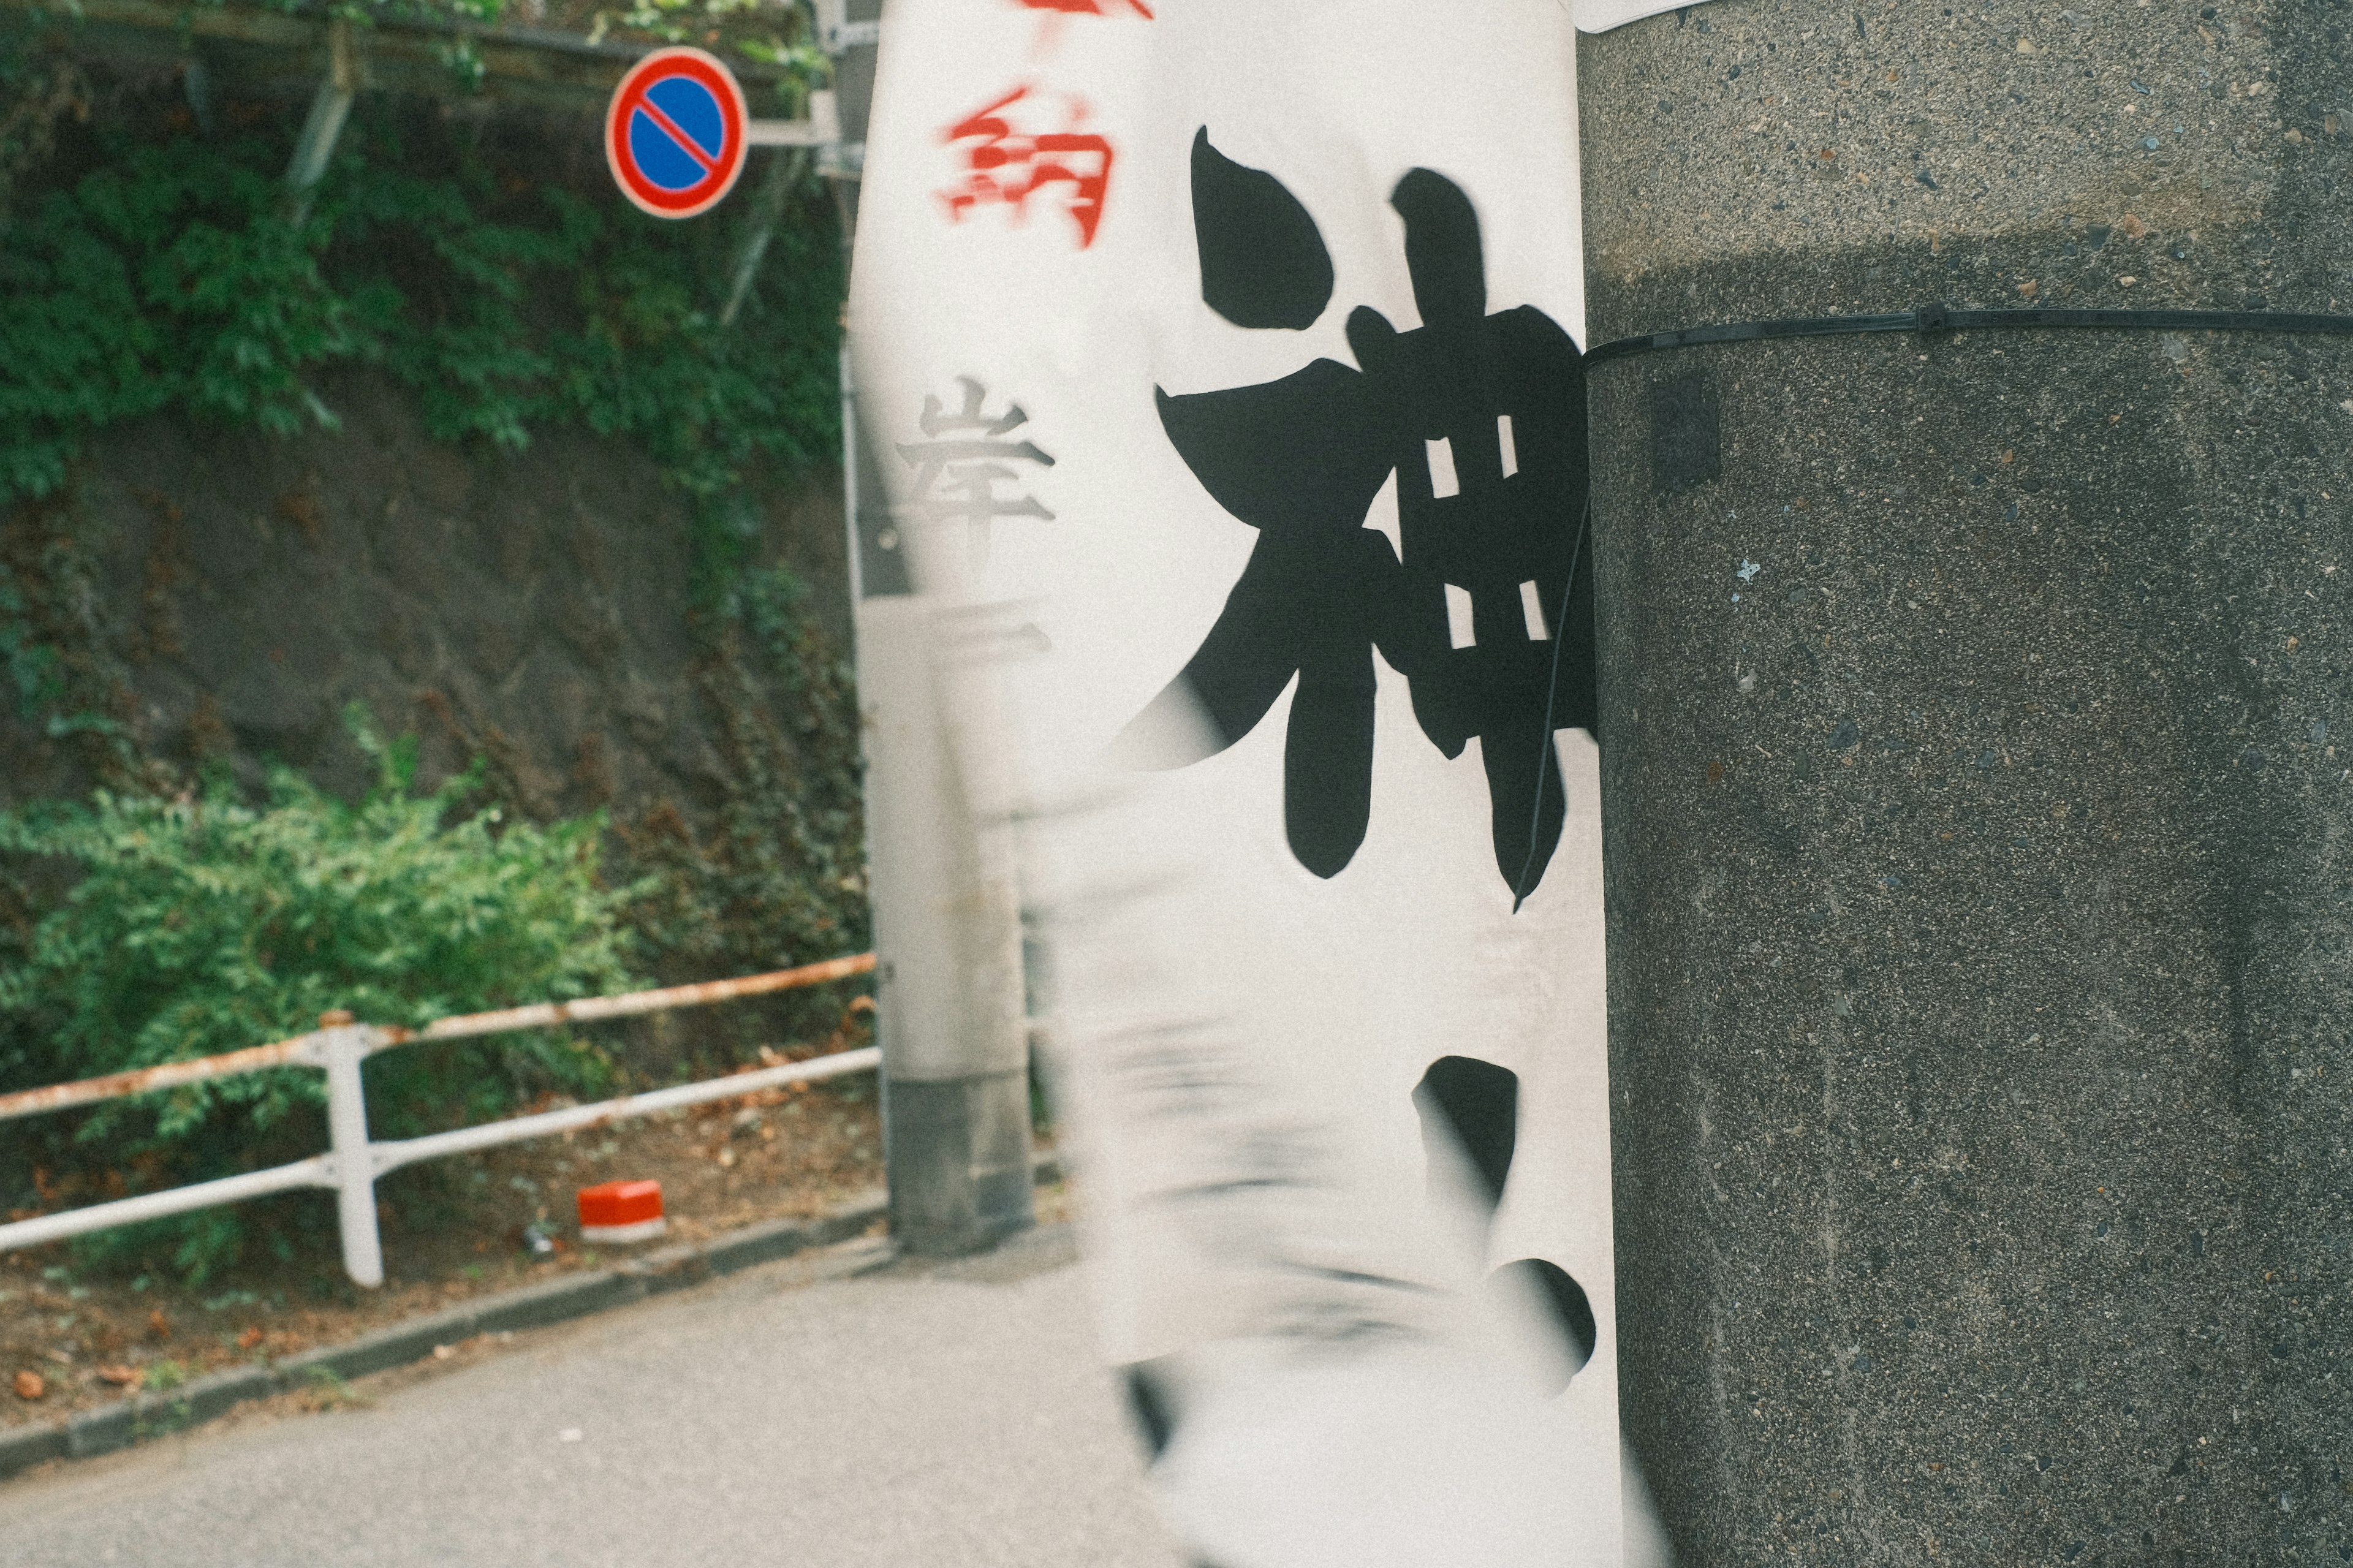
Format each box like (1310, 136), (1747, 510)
(1012, 0), (1153, 15)
(939, 86), (1115, 249)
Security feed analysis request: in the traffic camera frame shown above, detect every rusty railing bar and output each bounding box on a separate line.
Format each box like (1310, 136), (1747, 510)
(0, 953), (877, 1124)
(393, 952), (879, 1048)
(0, 1035), (330, 1126)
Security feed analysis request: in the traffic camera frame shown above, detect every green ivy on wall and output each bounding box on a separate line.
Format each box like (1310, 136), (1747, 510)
(0, 104), (844, 515)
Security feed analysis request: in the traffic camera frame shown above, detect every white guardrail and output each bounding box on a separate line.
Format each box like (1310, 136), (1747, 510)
(0, 955), (879, 1287)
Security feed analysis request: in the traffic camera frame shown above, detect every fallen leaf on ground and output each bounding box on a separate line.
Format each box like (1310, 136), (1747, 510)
(237, 1325), (264, 1350)
(97, 1365), (141, 1387)
(13, 1369), (44, 1400)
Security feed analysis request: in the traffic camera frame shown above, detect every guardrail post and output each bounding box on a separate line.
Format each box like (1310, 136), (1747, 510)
(317, 1023), (384, 1288)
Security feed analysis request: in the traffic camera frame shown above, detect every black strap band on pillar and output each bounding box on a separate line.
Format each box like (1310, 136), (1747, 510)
(1583, 304), (2353, 366)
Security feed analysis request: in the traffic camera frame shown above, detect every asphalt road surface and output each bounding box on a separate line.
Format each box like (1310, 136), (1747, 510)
(0, 1226), (1185, 1568)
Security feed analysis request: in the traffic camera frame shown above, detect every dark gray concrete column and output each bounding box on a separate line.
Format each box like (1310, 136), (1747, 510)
(1581, 6), (2349, 1561)
(879, 1068), (1036, 1252)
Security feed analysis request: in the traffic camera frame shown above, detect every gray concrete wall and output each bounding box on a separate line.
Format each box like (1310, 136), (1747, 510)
(0, 368), (849, 817)
(1581, 4), (2349, 1562)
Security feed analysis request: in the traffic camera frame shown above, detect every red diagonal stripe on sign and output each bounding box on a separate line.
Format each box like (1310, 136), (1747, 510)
(626, 86), (720, 176)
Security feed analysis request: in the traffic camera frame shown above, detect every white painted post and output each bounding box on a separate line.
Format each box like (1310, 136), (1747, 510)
(318, 1025), (385, 1288)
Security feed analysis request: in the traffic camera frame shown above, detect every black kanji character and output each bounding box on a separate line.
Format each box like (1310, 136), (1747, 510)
(1120, 132), (1595, 900)
(1411, 1055), (1597, 1393)
(1116, 1053), (1599, 1482)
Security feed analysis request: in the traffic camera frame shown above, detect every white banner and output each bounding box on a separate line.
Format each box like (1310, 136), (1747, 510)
(851, 4), (1631, 1562)
(1575, 0), (1708, 32)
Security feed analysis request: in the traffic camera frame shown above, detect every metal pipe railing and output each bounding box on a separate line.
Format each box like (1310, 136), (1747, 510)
(368, 1045), (881, 1176)
(0, 955), (878, 1286)
(0, 1157), (338, 1255)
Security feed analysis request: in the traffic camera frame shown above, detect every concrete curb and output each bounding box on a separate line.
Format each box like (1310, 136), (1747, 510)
(1, 1156), (1062, 1482)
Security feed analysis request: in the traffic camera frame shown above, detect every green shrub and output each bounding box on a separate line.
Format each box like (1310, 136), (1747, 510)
(0, 705), (645, 1279)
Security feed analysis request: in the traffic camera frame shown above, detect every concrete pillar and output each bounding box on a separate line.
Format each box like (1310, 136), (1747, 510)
(843, 377), (1036, 1258)
(1582, 6), (2349, 1561)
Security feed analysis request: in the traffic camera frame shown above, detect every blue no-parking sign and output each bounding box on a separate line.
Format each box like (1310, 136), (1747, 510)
(604, 47), (751, 219)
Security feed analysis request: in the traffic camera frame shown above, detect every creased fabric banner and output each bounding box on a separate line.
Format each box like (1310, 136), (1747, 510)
(851, 4), (1624, 1563)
